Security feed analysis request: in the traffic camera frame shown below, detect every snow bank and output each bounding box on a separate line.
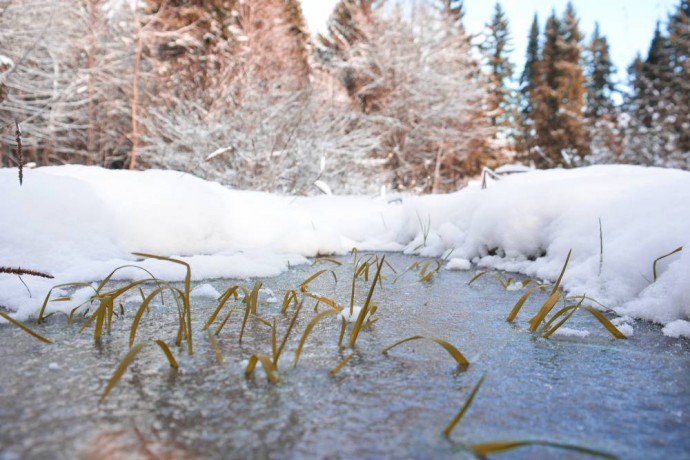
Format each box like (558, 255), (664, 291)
(1, 165), (688, 337)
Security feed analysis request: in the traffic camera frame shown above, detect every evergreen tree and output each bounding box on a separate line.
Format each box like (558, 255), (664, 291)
(531, 3), (589, 167)
(481, 2), (515, 131)
(624, 22), (676, 166)
(518, 14), (540, 154)
(582, 22), (620, 164)
(585, 23), (616, 119)
(667, 0), (690, 155)
(559, 1), (589, 158)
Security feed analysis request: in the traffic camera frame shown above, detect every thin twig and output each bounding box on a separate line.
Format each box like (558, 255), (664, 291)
(0, 266), (54, 278)
(15, 120), (23, 185)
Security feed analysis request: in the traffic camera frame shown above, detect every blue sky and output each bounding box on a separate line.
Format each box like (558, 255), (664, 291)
(301, 0), (679, 84)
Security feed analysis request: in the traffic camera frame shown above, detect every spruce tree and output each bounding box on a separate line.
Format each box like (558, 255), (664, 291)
(531, 11), (561, 166)
(624, 22), (676, 166)
(559, 1), (589, 159)
(584, 23), (619, 163)
(518, 14), (540, 155)
(531, 3), (589, 167)
(481, 2), (515, 130)
(585, 23), (616, 119)
(633, 23), (673, 129)
(667, 0), (690, 156)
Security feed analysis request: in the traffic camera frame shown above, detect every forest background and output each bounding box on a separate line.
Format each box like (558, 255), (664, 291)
(1, 0), (688, 194)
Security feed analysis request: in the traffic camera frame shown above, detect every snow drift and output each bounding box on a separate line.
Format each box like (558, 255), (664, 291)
(0, 165), (688, 337)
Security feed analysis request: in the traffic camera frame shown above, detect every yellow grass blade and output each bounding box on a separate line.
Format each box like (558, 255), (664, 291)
(542, 298), (579, 329)
(303, 293), (343, 312)
(251, 314), (273, 328)
(467, 271), (487, 286)
(528, 290), (562, 332)
(130, 287), (166, 348)
(100, 343), (146, 403)
(419, 261), (441, 282)
(99, 340), (178, 404)
(238, 288), (254, 344)
(583, 306), (628, 339)
(550, 249), (572, 296)
(393, 261), (420, 284)
(280, 290), (298, 314)
(543, 305), (580, 339)
(355, 261), (370, 280)
(443, 375), (485, 437)
(382, 335), (469, 370)
(95, 265), (159, 295)
(38, 282), (94, 323)
(329, 353), (354, 377)
(271, 319), (277, 359)
(470, 440), (616, 459)
(299, 270), (337, 293)
(245, 354), (280, 384)
(338, 316), (347, 348)
(215, 307), (240, 337)
(652, 246), (683, 281)
(293, 309), (339, 368)
(313, 257), (342, 266)
(383, 258), (398, 274)
(419, 260), (433, 277)
(493, 273), (510, 289)
(207, 330), (223, 365)
(275, 301), (303, 364)
(203, 286), (241, 330)
(349, 257), (385, 347)
(133, 253), (193, 355)
(245, 281), (262, 315)
(507, 284), (546, 322)
(153, 340), (179, 369)
(0, 311), (52, 344)
(565, 294), (612, 312)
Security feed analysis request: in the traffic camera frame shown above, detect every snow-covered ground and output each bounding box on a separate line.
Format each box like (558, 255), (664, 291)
(1, 164), (688, 337)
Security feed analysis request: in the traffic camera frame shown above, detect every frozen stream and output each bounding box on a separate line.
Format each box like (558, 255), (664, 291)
(0, 254), (688, 459)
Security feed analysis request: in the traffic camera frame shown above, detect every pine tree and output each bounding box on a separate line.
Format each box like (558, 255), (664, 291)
(481, 2), (515, 131)
(583, 22), (620, 164)
(518, 14), (540, 155)
(558, 1), (589, 159)
(624, 22), (676, 166)
(531, 3), (589, 167)
(667, 0), (690, 156)
(585, 23), (616, 119)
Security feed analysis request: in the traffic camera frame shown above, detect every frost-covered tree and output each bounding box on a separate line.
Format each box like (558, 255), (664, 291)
(138, 0), (382, 193)
(667, 0), (690, 158)
(0, 0), (138, 167)
(622, 0), (689, 169)
(317, 1), (497, 192)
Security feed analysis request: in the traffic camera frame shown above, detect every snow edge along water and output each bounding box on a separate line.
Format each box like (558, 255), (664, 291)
(0, 164), (688, 337)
